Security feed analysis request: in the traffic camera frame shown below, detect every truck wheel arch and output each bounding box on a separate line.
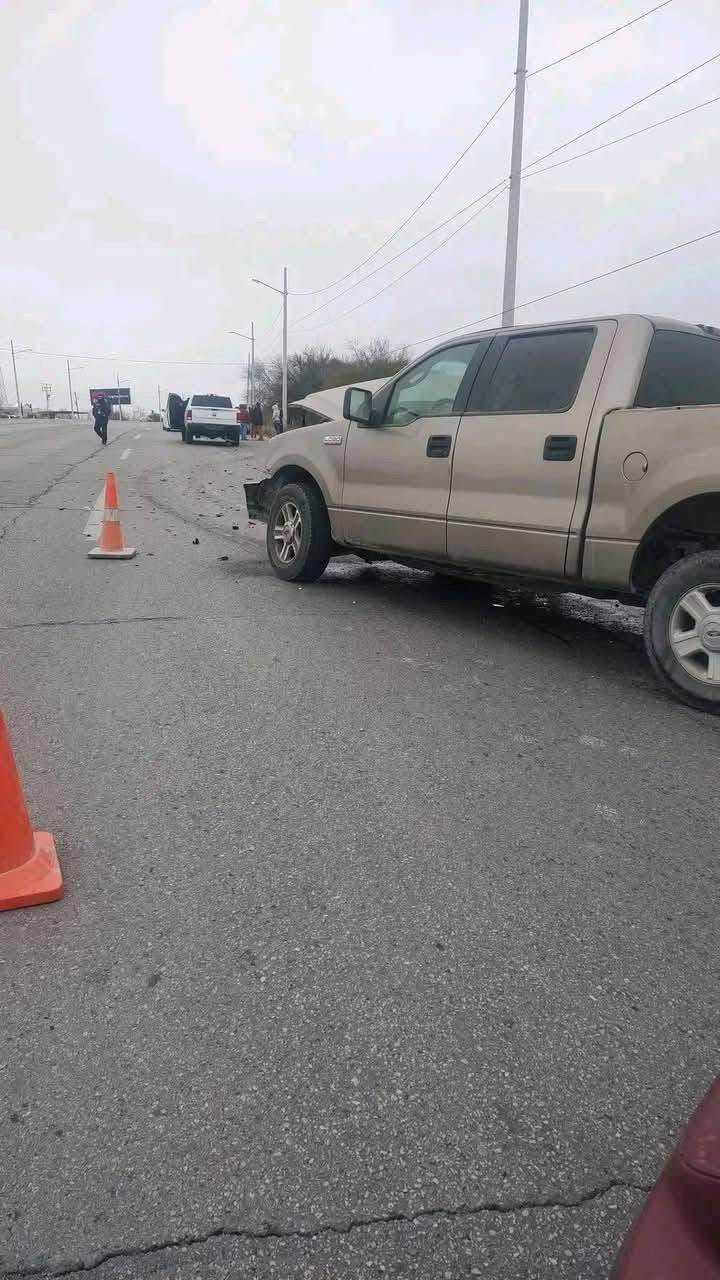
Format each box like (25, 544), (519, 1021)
(632, 492), (720, 595)
(269, 465), (330, 510)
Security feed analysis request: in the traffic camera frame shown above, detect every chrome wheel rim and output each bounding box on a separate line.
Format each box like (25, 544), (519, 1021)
(669, 583), (720, 684)
(272, 501), (302, 564)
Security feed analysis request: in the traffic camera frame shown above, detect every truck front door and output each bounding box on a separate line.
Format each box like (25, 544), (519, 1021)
(339, 341), (482, 558)
(447, 321), (617, 577)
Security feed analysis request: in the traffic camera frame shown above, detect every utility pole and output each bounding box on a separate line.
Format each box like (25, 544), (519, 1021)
(252, 269), (288, 428)
(10, 339), (22, 417)
(42, 383), (52, 414)
(246, 353), (251, 404)
(157, 385), (162, 413)
(67, 362), (86, 418)
(502, 0), (529, 327)
(74, 392), (80, 417)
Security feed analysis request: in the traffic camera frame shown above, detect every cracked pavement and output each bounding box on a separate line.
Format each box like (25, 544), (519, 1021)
(3, 1184), (650, 1278)
(1, 419), (718, 1278)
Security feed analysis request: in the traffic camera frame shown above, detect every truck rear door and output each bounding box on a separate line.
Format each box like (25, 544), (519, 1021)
(447, 321), (617, 578)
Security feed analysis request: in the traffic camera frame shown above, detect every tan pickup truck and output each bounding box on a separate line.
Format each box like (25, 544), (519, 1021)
(245, 315), (720, 712)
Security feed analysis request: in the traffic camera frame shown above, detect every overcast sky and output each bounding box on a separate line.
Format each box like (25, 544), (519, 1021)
(1, 0), (719, 412)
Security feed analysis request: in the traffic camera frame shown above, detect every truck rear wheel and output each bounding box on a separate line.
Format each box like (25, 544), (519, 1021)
(644, 550), (720, 713)
(184, 425), (193, 443)
(267, 481), (331, 582)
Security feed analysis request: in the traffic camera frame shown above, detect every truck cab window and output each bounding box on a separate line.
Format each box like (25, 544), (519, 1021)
(383, 343), (478, 426)
(468, 329), (595, 414)
(635, 329), (720, 407)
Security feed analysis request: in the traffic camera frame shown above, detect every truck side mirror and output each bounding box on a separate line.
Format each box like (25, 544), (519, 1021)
(343, 387), (373, 425)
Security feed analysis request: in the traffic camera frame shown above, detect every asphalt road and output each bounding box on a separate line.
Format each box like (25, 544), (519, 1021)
(1, 417), (718, 1279)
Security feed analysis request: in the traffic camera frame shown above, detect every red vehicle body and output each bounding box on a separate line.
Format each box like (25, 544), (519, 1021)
(613, 1076), (720, 1278)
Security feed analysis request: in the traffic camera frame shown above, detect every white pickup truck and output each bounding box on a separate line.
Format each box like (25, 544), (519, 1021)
(183, 394), (241, 446)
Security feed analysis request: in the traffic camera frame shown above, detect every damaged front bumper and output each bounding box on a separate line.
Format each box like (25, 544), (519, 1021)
(244, 479), (272, 523)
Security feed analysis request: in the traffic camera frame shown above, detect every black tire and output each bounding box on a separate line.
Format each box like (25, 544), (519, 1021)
(184, 426), (193, 443)
(266, 481), (331, 582)
(229, 431), (239, 447)
(644, 550), (720, 713)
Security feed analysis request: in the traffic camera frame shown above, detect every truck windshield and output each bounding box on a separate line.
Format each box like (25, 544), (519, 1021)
(191, 395), (233, 408)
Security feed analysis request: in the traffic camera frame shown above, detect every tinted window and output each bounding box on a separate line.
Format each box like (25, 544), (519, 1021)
(191, 394), (233, 408)
(469, 329), (595, 414)
(383, 342), (478, 426)
(635, 329), (720, 407)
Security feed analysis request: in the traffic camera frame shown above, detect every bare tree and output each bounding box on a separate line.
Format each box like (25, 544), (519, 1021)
(254, 339), (407, 411)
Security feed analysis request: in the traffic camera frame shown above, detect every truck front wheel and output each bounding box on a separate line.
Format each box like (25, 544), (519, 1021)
(644, 551), (720, 713)
(267, 481), (331, 582)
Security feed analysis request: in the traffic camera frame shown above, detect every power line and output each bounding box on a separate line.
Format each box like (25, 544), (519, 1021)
(527, 93), (720, 181)
(287, 88), (515, 297)
(524, 50), (720, 173)
(291, 63), (720, 337)
(527, 0), (673, 78)
(1, 348), (243, 367)
(292, 181), (510, 326)
(258, 303), (284, 340)
(288, 0), (675, 298)
(296, 187), (509, 334)
(404, 226), (720, 350)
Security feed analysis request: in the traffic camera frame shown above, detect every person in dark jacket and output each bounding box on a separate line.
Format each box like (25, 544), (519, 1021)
(92, 395), (110, 445)
(250, 402), (263, 440)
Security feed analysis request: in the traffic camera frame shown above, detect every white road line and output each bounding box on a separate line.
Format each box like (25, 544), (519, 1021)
(134, 432), (142, 439)
(120, 447), (131, 460)
(83, 486), (106, 539)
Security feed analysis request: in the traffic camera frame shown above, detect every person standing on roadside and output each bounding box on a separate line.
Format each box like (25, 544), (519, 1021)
(92, 394), (110, 445)
(250, 401), (263, 440)
(272, 402), (283, 434)
(237, 403), (250, 441)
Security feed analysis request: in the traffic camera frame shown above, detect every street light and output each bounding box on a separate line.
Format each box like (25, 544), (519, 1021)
(67, 361), (86, 418)
(252, 268), (288, 431)
(229, 324), (255, 406)
(9, 340), (30, 417)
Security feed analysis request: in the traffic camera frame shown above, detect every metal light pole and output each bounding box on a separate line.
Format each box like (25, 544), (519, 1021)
(502, 0), (529, 327)
(10, 339), (23, 417)
(229, 322), (255, 405)
(157, 385), (162, 413)
(252, 270), (288, 429)
(67, 362), (86, 418)
(42, 383), (52, 413)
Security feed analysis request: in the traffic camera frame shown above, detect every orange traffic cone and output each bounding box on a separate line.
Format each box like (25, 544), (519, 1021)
(88, 471), (136, 559)
(0, 712), (62, 911)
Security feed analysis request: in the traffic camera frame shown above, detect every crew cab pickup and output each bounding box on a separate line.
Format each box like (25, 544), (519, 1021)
(245, 315), (720, 712)
(183, 394), (241, 445)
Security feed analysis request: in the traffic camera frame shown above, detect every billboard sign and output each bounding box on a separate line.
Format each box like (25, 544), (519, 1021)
(90, 387), (131, 406)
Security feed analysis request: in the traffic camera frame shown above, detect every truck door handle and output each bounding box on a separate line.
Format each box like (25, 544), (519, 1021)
(543, 434), (577, 461)
(426, 434), (452, 458)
